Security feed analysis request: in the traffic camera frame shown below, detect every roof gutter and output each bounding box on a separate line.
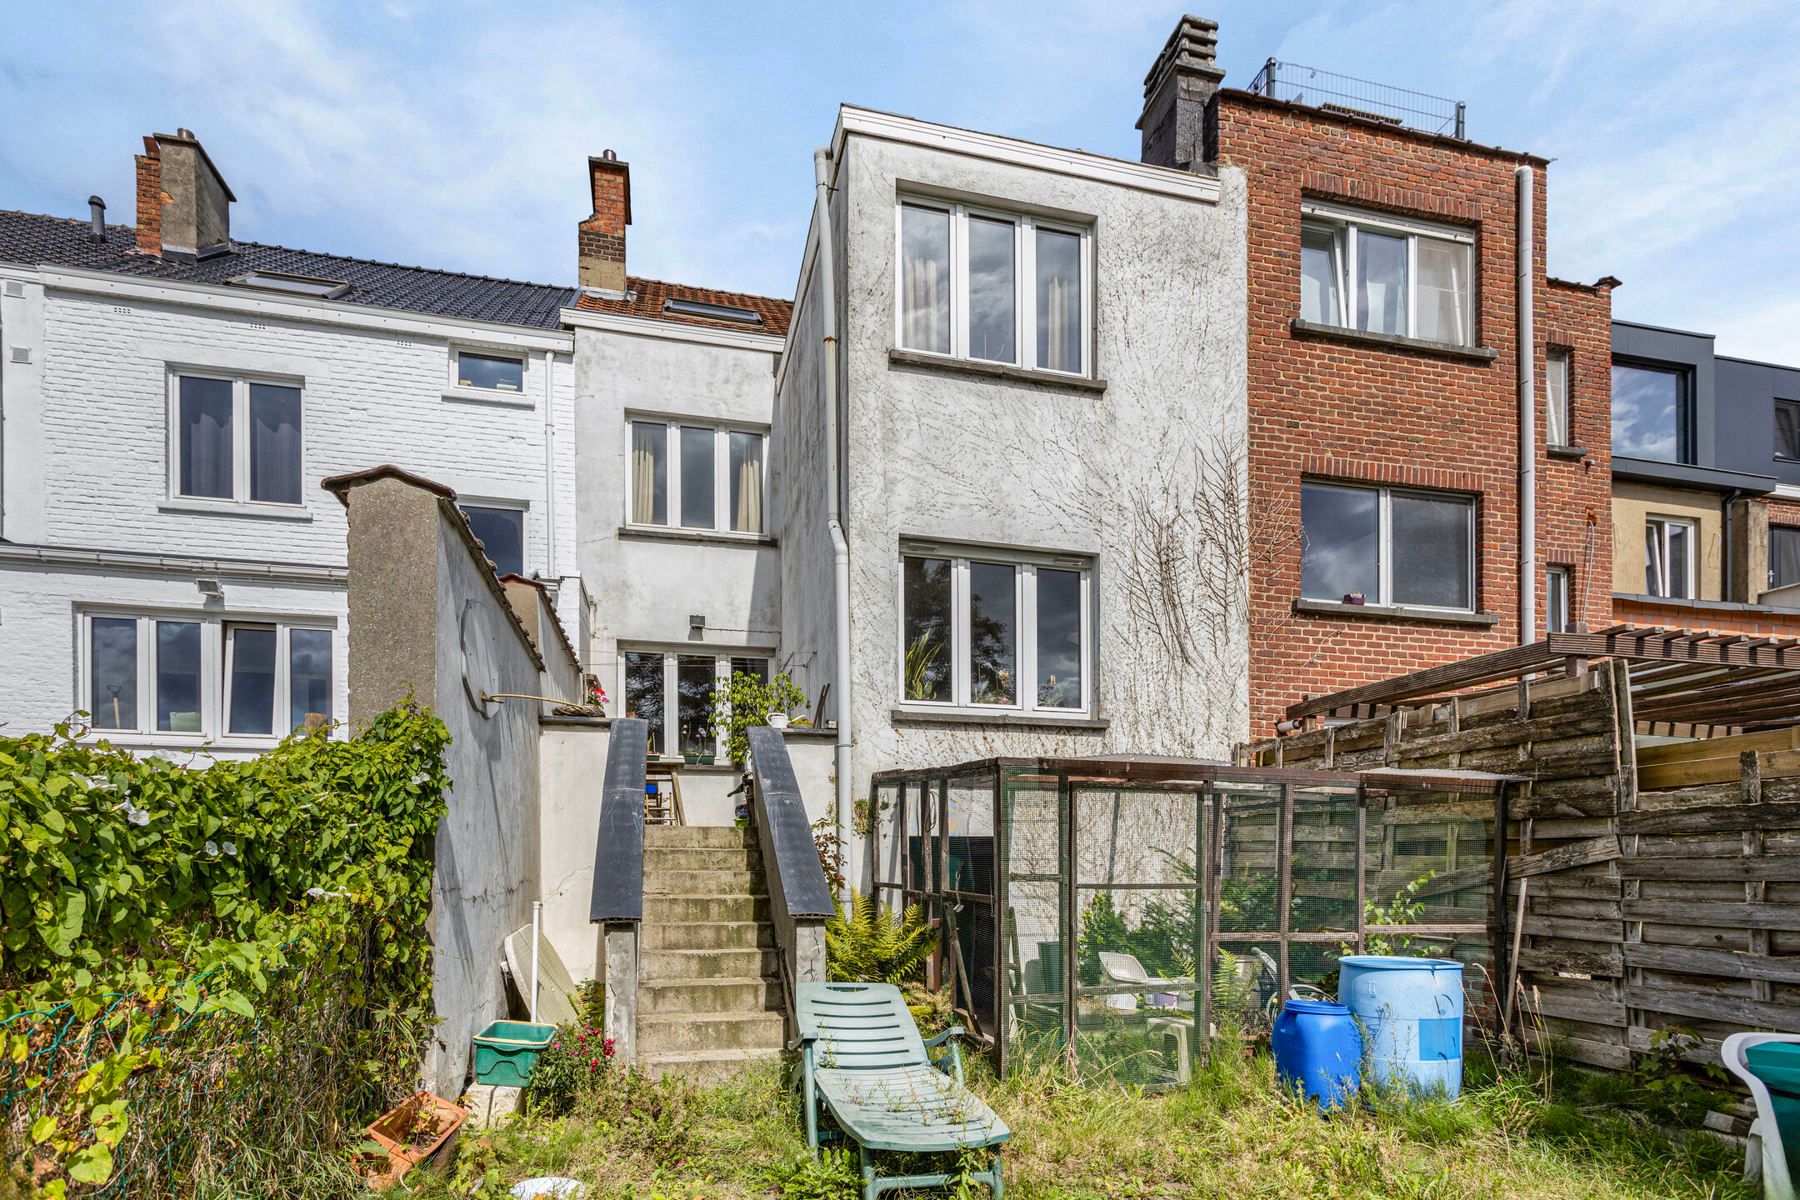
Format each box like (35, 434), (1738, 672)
(814, 145), (853, 901)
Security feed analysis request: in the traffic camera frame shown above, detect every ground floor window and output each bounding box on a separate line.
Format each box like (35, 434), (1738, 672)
(83, 611), (334, 741)
(1644, 516), (1694, 599)
(620, 649), (771, 758)
(898, 546), (1091, 716)
(1771, 525), (1800, 591)
(1300, 481), (1476, 611)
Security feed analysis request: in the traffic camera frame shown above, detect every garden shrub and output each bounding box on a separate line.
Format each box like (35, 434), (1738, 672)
(0, 704), (448, 1197)
(525, 1021), (614, 1116)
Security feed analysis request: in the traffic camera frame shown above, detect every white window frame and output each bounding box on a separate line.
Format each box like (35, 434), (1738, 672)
(1545, 565), (1571, 634)
(1301, 481), (1478, 613)
(450, 345), (528, 395)
(616, 647), (773, 760)
(894, 197), (1094, 377)
(1299, 201), (1475, 347)
(458, 497), (531, 577)
(78, 609), (336, 746)
(895, 545), (1094, 718)
(166, 367), (306, 510)
(1546, 348), (1573, 448)
(1645, 516), (1696, 599)
(623, 417), (769, 537)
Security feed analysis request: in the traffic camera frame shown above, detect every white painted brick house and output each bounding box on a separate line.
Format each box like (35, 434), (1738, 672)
(0, 130), (581, 756)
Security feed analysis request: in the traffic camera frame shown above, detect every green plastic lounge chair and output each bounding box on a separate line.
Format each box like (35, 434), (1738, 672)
(795, 981), (1011, 1199)
(1724, 1032), (1800, 1200)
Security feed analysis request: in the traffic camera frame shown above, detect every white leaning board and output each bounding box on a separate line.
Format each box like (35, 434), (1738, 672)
(503, 923), (582, 1028)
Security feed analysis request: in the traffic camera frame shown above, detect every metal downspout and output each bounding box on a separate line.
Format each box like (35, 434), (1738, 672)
(1517, 166), (1537, 645)
(814, 146), (853, 900)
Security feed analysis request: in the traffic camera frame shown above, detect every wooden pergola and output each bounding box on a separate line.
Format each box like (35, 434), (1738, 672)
(1284, 626), (1800, 733)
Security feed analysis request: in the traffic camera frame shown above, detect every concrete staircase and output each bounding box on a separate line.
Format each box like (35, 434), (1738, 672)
(638, 824), (786, 1081)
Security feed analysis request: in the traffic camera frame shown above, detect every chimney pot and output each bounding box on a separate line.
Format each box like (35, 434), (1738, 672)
(1137, 14), (1227, 170)
(135, 129), (234, 258)
(87, 196), (106, 242)
(579, 153), (631, 295)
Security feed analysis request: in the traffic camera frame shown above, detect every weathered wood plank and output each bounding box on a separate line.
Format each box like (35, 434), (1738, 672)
(1623, 801), (1800, 837)
(1524, 915), (1622, 942)
(1635, 727), (1800, 766)
(1509, 835), (1622, 879)
(1624, 985), (1800, 1034)
(1623, 942), (1800, 985)
(1621, 898), (1800, 931)
(1626, 856), (1800, 883)
(1517, 943), (1623, 976)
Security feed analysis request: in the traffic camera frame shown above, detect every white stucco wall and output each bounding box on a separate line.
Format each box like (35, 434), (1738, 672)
(0, 267), (579, 752)
(568, 312), (788, 768)
(781, 116), (1251, 803)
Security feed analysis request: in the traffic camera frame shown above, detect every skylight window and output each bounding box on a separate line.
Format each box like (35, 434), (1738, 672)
(662, 297), (763, 325)
(227, 270), (351, 300)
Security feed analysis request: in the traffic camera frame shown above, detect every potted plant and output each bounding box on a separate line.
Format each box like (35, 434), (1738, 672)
(699, 751), (716, 765)
(683, 749), (700, 765)
(355, 1091), (467, 1190)
(711, 671), (807, 765)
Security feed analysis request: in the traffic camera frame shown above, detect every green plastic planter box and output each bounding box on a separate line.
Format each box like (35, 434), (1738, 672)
(472, 1020), (556, 1087)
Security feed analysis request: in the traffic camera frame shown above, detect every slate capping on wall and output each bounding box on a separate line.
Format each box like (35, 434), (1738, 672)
(1291, 598), (1500, 627)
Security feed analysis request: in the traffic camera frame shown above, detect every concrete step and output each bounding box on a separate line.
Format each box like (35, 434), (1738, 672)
(639, 976), (783, 1014)
(638, 1010), (786, 1054)
(640, 1047), (783, 1083)
(644, 825), (754, 849)
(644, 868), (764, 895)
(641, 920), (774, 951)
(644, 893), (769, 923)
(642, 845), (761, 872)
(641, 946), (778, 981)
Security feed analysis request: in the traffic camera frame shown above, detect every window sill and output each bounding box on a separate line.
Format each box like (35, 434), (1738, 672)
(1288, 319), (1498, 363)
(159, 498), (313, 522)
(888, 348), (1108, 393)
(1292, 598), (1499, 626)
(442, 387), (535, 408)
(617, 525), (777, 548)
(1548, 444), (1590, 461)
(889, 706), (1109, 731)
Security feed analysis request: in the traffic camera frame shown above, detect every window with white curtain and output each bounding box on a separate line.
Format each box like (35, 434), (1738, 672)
(1545, 348), (1572, 448)
(171, 371), (303, 506)
(1644, 516), (1695, 599)
(83, 611), (333, 741)
(898, 546), (1092, 716)
(627, 419), (766, 535)
(896, 198), (1091, 376)
(1298, 203), (1475, 347)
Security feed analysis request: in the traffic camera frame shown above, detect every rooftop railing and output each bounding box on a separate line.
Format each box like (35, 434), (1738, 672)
(1249, 58), (1467, 139)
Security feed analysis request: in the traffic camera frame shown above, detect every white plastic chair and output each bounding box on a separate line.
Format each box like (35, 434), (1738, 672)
(1098, 951), (1178, 1012)
(1722, 1032), (1800, 1200)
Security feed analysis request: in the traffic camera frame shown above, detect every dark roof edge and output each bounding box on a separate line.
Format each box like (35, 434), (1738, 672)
(1611, 456), (1777, 495)
(1218, 89), (1551, 165)
(1548, 274), (1622, 293)
(1612, 316), (1716, 340)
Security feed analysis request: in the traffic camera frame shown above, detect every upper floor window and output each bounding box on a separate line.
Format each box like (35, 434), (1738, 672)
(1299, 203), (1475, 347)
(1771, 525), (1800, 590)
(461, 503), (526, 576)
(1612, 361), (1691, 463)
(899, 547), (1091, 716)
(84, 611), (333, 742)
(456, 350), (525, 393)
(172, 372), (302, 507)
(628, 420), (766, 536)
(1301, 481), (1475, 611)
(1644, 515), (1695, 599)
(1545, 348), (1573, 448)
(1776, 399), (1800, 462)
(896, 199), (1090, 376)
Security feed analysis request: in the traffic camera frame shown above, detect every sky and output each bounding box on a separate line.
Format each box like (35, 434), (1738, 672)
(3, 1), (1796, 362)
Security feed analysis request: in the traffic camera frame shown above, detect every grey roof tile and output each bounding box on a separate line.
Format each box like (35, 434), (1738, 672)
(0, 210), (575, 330)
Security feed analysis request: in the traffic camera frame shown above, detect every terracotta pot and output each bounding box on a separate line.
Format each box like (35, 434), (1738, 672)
(356, 1091), (468, 1190)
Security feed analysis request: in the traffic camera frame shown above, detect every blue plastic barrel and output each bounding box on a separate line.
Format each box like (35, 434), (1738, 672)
(1272, 998), (1362, 1108)
(1337, 956), (1464, 1098)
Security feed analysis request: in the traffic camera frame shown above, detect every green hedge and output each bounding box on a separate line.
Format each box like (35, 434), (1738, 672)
(0, 705), (448, 1197)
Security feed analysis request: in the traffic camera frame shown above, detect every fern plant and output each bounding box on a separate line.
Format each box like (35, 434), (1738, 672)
(825, 894), (937, 984)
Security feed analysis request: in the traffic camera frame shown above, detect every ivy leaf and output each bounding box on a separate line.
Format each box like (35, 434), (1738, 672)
(65, 1143), (114, 1184)
(45, 889), (87, 956)
(30, 1114), (58, 1144)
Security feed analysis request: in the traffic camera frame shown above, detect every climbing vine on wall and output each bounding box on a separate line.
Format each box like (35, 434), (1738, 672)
(0, 705), (449, 1196)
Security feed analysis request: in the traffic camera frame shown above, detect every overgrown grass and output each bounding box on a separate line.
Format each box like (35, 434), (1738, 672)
(403, 1044), (1755, 1200)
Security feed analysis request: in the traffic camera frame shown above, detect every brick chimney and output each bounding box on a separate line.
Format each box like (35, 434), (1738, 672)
(1138, 15), (1226, 171)
(133, 129), (234, 258)
(579, 151), (631, 295)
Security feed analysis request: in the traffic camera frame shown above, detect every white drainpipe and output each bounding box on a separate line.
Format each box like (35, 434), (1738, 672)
(1516, 165), (1537, 645)
(814, 146), (853, 899)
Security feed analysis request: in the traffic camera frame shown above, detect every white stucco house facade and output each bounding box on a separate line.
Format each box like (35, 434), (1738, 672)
(0, 130), (581, 756)
(774, 106), (1252, 820)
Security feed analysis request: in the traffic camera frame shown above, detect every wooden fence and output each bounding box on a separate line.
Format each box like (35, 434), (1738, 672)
(1248, 657), (1800, 1071)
